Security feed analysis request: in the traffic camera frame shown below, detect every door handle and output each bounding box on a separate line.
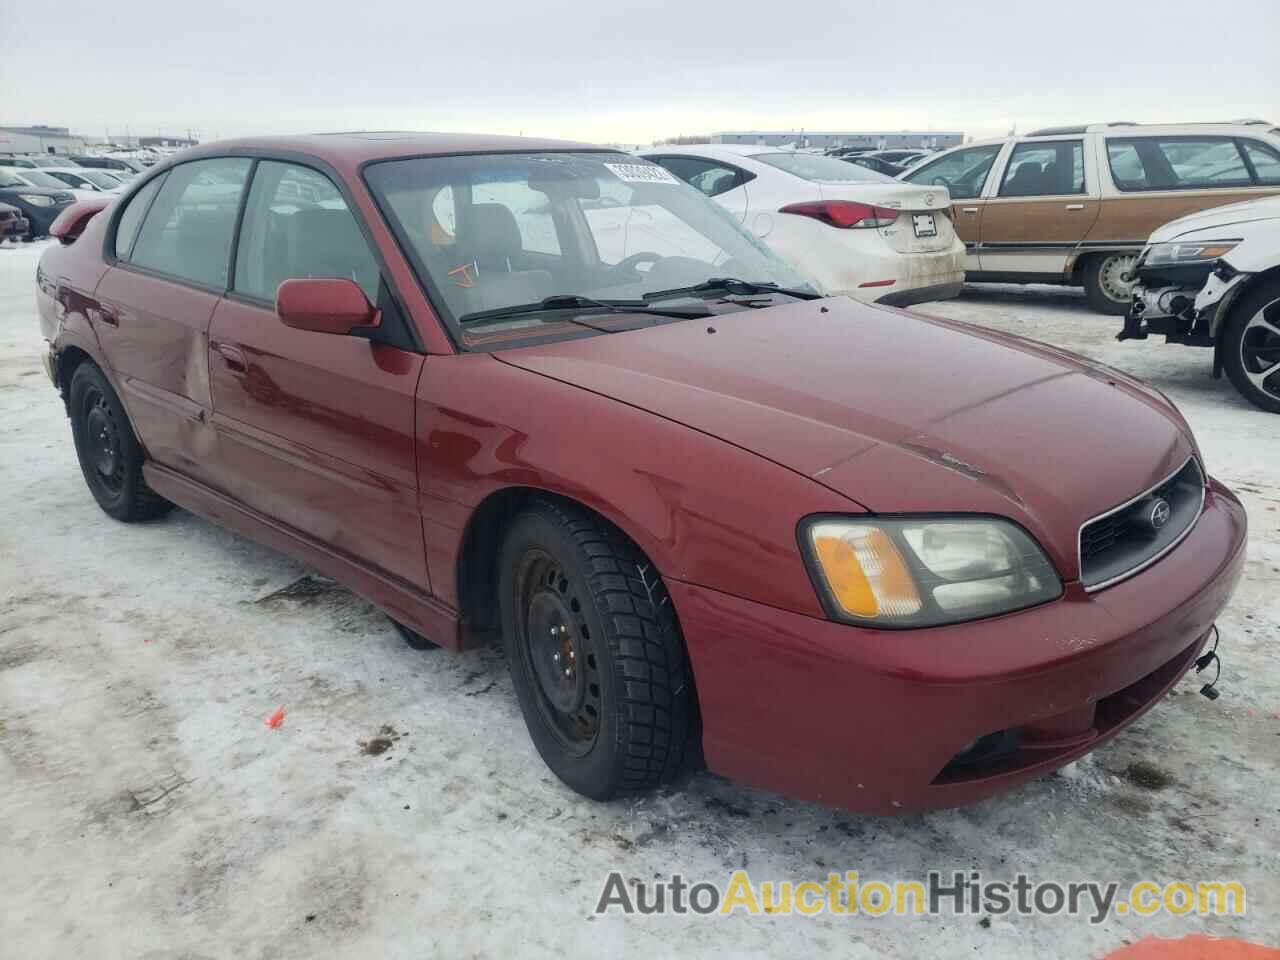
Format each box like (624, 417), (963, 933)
(1065, 203), (1085, 211)
(214, 343), (247, 374)
(961, 207), (979, 214)
(94, 305), (119, 327)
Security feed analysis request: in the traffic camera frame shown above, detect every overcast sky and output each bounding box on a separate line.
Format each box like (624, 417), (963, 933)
(3, 0), (1278, 145)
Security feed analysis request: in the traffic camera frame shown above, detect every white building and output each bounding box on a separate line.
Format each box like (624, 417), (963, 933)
(711, 130), (964, 150)
(0, 125), (90, 156)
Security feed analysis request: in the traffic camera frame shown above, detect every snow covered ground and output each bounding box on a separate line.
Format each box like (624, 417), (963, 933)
(1, 240), (1276, 959)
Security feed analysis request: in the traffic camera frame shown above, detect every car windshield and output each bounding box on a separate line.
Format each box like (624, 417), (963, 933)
(16, 170), (67, 189)
(752, 152), (896, 183)
(365, 151), (813, 348)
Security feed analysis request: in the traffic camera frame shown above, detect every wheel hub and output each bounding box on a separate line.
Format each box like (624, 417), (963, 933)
(85, 402), (120, 480)
(1099, 254), (1137, 302)
(527, 591), (584, 714)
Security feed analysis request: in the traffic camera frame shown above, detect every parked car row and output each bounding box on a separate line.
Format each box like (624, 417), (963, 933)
(900, 120), (1280, 314)
(0, 158), (128, 238)
(0, 168), (76, 240)
(34, 133), (1246, 814)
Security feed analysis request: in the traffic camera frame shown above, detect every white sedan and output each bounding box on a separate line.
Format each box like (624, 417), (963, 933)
(638, 144), (965, 305)
(4, 169), (102, 202)
(41, 167), (126, 194)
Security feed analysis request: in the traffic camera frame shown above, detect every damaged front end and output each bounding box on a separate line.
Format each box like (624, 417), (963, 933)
(1118, 241), (1248, 356)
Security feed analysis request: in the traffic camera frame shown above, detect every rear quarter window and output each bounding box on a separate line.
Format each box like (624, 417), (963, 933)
(1106, 137), (1255, 191)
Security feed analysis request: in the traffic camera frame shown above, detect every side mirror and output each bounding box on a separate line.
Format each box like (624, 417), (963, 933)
(276, 278), (381, 336)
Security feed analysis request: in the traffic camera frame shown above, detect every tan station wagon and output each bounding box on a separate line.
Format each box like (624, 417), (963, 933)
(901, 121), (1280, 313)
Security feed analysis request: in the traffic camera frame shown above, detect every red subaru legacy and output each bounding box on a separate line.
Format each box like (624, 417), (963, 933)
(36, 134), (1246, 814)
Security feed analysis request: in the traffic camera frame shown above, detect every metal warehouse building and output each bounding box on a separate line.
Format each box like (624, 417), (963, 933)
(711, 130), (964, 150)
(0, 125), (90, 156)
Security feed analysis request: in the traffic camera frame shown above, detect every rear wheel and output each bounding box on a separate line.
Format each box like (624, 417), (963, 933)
(498, 499), (697, 800)
(1222, 278), (1280, 414)
(68, 362), (172, 521)
(1083, 252), (1137, 315)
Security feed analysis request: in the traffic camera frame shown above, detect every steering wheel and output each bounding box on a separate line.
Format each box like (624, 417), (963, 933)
(610, 251), (664, 278)
(931, 176), (951, 189)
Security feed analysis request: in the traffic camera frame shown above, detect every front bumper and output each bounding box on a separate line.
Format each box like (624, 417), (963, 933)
(672, 478), (1246, 814)
(1121, 260), (1249, 344)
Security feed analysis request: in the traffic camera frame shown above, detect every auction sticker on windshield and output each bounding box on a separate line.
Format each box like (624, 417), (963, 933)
(604, 162), (680, 185)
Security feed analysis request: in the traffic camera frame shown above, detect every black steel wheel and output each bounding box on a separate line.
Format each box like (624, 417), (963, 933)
(498, 498), (698, 800)
(68, 362), (172, 521)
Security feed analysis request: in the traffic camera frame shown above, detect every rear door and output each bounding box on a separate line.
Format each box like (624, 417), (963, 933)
(977, 139), (1098, 277)
(901, 143), (1006, 270)
(94, 158), (252, 483)
(647, 155), (751, 221)
(206, 159), (429, 589)
(1086, 135), (1280, 248)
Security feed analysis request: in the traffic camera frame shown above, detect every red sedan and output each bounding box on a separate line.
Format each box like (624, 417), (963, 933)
(36, 134), (1246, 814)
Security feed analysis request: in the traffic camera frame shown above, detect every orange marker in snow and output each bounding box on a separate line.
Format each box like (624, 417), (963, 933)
(266, 707), (286, 730)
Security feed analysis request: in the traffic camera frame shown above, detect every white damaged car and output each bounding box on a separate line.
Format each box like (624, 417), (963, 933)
(1123, 194), (1280, 412)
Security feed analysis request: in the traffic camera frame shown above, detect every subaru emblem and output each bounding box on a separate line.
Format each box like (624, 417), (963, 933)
(1148, 498), (1172, 530)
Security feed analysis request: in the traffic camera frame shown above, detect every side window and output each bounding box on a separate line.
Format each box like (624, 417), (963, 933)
(112, 174), (166, 260)
(652, 157), (745, 197)
(1241, 140), (1280, 185)
(1107, 137), (1252, 191)
(470, 179), (561, 255)
(129, 158), (252, 288)
(999, 141), (1084, 197)
(233, 161), (381, 303)
(903, 144), (1002, 199)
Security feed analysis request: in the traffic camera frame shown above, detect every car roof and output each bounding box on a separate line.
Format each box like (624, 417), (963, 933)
(641, 143), (788, 159)
(170, 132), (610, 176)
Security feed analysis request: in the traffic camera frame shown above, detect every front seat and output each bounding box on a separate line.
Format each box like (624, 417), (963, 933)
(1004, 161), (1044, 197)
(458, 203), (552, 312)
(282, 207), (380, 297)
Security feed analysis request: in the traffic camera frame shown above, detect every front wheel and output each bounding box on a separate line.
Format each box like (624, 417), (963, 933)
(1222, 278), (1280, 413)
(498, 499), (698, 800)
(1083, 253), (1137, 315)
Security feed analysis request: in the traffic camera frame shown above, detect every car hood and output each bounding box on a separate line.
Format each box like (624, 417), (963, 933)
(496, 298), (1195, 577)
(1152, 194), (1280, 241)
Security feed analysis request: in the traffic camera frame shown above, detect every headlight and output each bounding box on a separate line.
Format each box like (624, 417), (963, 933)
(802, 517), (1062, 628)
(18, 194), (56, 207)
(1143, 239), (1239, 266)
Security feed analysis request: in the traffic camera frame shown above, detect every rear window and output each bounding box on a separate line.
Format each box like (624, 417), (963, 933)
(754, 152), (895, 184)
(1106, 137), (1256, 191)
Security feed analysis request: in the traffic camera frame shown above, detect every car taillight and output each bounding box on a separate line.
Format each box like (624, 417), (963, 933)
(778, 200), (900, 229)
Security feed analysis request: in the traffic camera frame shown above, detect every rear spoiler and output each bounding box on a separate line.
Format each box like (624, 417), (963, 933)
(49, 196), (112, 246)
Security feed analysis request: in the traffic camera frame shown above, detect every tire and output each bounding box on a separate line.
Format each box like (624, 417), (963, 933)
(1083, 252), (1137, 316)
(68, 362), (173, 521)
(1222, 278), (1280, 414)
(498, 499), (698, 800)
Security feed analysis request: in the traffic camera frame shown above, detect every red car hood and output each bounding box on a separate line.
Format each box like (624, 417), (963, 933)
(496, 297), (1195, 578)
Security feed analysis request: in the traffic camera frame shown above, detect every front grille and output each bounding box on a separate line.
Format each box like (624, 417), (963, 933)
(1078, 458), (1205, 591)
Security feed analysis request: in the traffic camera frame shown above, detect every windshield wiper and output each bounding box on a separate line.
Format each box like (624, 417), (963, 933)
(458, 294), (711, 328)
(642, 277), (821, 303)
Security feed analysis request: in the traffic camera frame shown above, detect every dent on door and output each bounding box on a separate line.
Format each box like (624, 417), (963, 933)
(91, 267), (221, 480)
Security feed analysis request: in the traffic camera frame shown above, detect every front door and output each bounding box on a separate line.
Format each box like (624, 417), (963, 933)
(977, 139), (1099, 277)
(900, 143), (1005, 271)
(206, 160), (429, 590)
